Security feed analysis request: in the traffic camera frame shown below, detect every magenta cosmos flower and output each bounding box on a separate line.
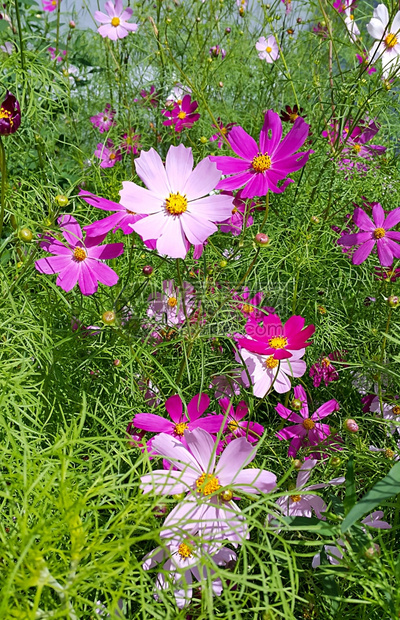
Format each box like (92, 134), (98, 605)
(232, 286), (268, 321)
(219, 398), (264, 444)
(141, 428), (277, 544)
(210, 118), (236, 149)
(94, 0), (138, 40)
(133, 393), (225, 439)
(210, 110), (312, 198)
(48, 47), (66, 62)
(162, 94), (200, 132)
(275, 385), (340, 457)
(80, 190), (147, 238)
(90, 104), (116, 133)
(0, 91), (21, 136)
(147, 279), (196, 326)
(42, 0), (58, 11)
(94, 139), (122, 168)
(220, 191), (255, 236)
(121, 144), (234, 259)
(338, 203), (400, 267)
(120, 129), (141, 154)
(35, 215), (124, 295)
(255, 35), (280, 63)
(238, 313), (315, 360)
(240, 348), (307, 396)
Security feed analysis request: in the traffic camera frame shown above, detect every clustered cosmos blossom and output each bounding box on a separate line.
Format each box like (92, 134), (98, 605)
(94, 0), (138, 40)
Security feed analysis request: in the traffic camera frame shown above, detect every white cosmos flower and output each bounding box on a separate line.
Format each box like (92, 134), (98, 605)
(367, 3), (400, 77)
(344, 8), (360, 43)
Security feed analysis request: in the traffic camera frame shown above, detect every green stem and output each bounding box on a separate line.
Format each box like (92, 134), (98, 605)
(14, 0), (25, 71)
(0, 137), (7, 241)
(259, 191), (269, 232)
(55, 0), (61, 57)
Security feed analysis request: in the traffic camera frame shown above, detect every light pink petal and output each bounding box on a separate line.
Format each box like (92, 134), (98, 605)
(35, 255), (70, 274)
(165, 394), (183, 423)
(353, 207), (375, 231)
(230, 468), (277, 494)
(140, 470), (192, 496)
(308, 495), (327, 519)
(156, 216), (189, 259)
(135, 148), (171, 199)
(120, 7), (133, 20)
(150, 433), (202, 475)
(98, 23), (118, 40)
(188, 193), (234, 222)
(352, 238), (376, 264)
(94, 10), (110, 23)
(373, 3), (389, 28)
(296, 459), (317, 488)
(119, 21), (138, 32)
(293, 384), (309, 418)
(184, 428), (216, 473)
(182, 157), (222, 201)
(165, 144), (193, 191)
(216, 437), (256, 485)
(180, 212), (217, 245)
(131, 211), (168, 241)
(56, 263), (80, 292)
(120, 180), (163, 214)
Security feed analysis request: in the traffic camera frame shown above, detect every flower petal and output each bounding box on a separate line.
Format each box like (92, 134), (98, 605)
(165, 144), (193, 192)
(135, 148), (171, 199)
(216, 436), (256, 485)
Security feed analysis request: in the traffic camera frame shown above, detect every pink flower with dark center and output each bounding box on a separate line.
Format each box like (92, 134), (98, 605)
(238, 313), (315, 360)
(240, 348), (307, 396)
(162, 94), (200, 132)
(48, 47), (66, 62)
(232, 286), (267, 321)
(120, 129), (141, 154)
(309, 351), (344, 387)
(94, 139), (122, 168)
(275, 385), (339, 457)
(90, 104), (116, 133)
(337, 203), (400, 267)
(273, 459), (344, 519)
(210, 118), (236, 149)
(133, 394), (225, 440)
(333, 0), (356, 14)
(219, 398), (264, 444)
(147, 279), (196, 326)
(135, 85), (159, 108)
(122, 144), (234, 259)
(210, 110), (312, 198)
(80, 190), (148, 237)
(35, 215), (124, 295)
(140, 428), (277, 544)
(219, 191), (255, 236)
(94, 0), (138, 40)
(42, 0), (58, 11)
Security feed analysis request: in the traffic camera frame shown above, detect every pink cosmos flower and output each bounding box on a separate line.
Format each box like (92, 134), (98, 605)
(140, 428), (277, 544)
(94, 139), (122, 168)
(232, 286), (268, 321)
(133, 394), (225, 442)
(48, 47), (66, 62)
(255, 36), (280, 63)
(90, 104), (116, 133)
(356, 50), (377, 74)
(219, 398), (264, 444)
(210, 118), (236, 149)
(369, 396), (400, 436)
(337, 203), (400, 267)
(344, 7), (360, 42)
(367, 4), (400, 78)
(240, 348), (307, 396)
(238, 313), (315, 360)
(162, 94), (200, 132)
(209, 45), (226, 59)
(122, 144), (234, 259)
(135, 85), (159, 108)
(219, 191), (255, 236)
(275, 385), (339, 457)
(209, 373), (242, 400)
(309, 351), (344, 387)
(323, 118), (386, 160)
(210, 110), (312, 198)
(273, 459), (344, 520)
(94, 0), (138, 41)
(120, 129), (141, 154)
(333, 0), (356, 13)
(79, 190), (151, 240)
(147, 279), (196, 327)
(35, 215), (123, 295)
(143, 536), (236, 608)
(42, 0), (58, 12)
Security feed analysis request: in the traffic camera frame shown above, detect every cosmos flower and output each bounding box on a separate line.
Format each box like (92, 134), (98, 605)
(94, 139), (122, 168)
(337, 203), (400, 267)
(120, 129), (141, 154)
(356, 50), (377, 74)
(275, 385), (339, 457)
(162, 94), (200, 132)
(210, 118), (236, 149)
(232, 287), (267, 321)
(209, 45), (226, 59)
(42, 0), (58, 11)
(209, 373), (242, 400)
(344, 6), (360, 42)
(309, 351), (344, 388)
(239, 347), (307, 396)
(48, 47), (66, 62)
(218, 398), (264, 444)
(135, 85), (159, 108)
(0, 91), (21, 135)
(35, 214), (124, 295)
(367, 4), (400, 77)
(210, 110), (312, 198)
(94, 0), (138, 40)
(369, 396), (400, 436)
(90, 104), (116, 133)
(280, 104), (306, 124)
(146, 279), (196, 326)
(122, 144), (234, 259)
(79, 190), (147, 237)
(219, 191), (256, 236)
(255, 35), (280, 62)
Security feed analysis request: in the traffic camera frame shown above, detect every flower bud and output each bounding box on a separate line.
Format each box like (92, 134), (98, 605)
(219, 260), (227, 268)
(166, 17), (172, 24)
(142, 265), (153, 277)
(225, 27), (231, 33)
(219, 81), (224, 88)
(255, 232), (269, 246)
(102, 310), (116, 325)
(330, 456), (341, 467)
(55, 194), (69, 207)
(113, 358), (121, 367)
(344, 418), (359, 433)
(388, 295), (399, 308)
(153, 504), (168, 518)
(310, 215), (320, 224)
(297, 17), (302, 23)
(19, 227), (33, 243)
(69, 20), (76, 28)
(199, 136), (208, 144)
(293, 459), (302, 469)
(364, 544), (380, 560)
(291, 398), (302, 410)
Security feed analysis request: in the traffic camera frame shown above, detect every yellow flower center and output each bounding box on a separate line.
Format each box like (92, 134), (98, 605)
(265, 355), (279, 369)
(221, 127), (228, 134)
(0, 107), (13, 125)
(176, 98), (182, 105)
(353, 144), (361, 153)
(290, 494), (302, 503)
(126, 209), (136, 214)
(266, 46), (272, 53)
(73, 247), (86, 262)
(385, 33), (398, 48)
(196, 472), (221, 496)
(269, 336), (288, 349)
(302, 418), (315, 430)
(103, 116), (108, 122)
(232, 206), (238, 214)
(373, 227), (386, 239)
(252, 153), (272, 173)
(178, 542), (193, 559)
(392, 405), (400, 416)
(52, 0), (57, 4)
(174, 422), (188, 436)
(242, 304), (254, 314)
(177, 111), (187, 120)
(228, 419), (239, 432)
(385, 448), (395, 459)
(111, 17), (120, 27)
(321, 357), (331, 367)
(350, 14), (354, 20)
(165, 192), (188, 215)
(109, 153), (116, 160)
(289, 112), (299, 122)
(167, 296), (178, 307)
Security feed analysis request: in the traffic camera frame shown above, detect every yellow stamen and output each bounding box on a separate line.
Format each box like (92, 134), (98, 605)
(178, 542), (193, 559)
(289, 112), (299, 122)
(392, 405), (400, 416)
(165, 192), (188, 216)
(177, 111), (187, 120)
(126, 209), (136, 214)
(174, 422), (188, 436)
(242, 304), (254, 314)
(111, 17), (120, 27)
(228, 419), (239, 432)
(221, 127), (228, 135)
(269, 336), (288, 349)
(353, 144), (361, 153)
(0, 107), (13, 126)
(385, 33), (398, 48)
(373, 227), (386, 239)
(196, 472), (221, 496)
(167, 296), (178, 307)
(252, 153), (272, 173)
(266, 46), (272, 53)
(385, 448), (395, 459)
(302, 419), (315, 430)
(109, 153), (116, 160)
(265, 355), (279, 369)
(321, 357), (331, 367)
(176, 99), (182, 105)
(232, 206), (238, 214)
(73, 247), (86, 262)
(290, 494), (302, 503)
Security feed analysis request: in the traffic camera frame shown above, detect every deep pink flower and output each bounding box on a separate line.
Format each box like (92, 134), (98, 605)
(94, 0), (138, 40)
(219, 191), (255, 236)
(48, 47), (66, 62)
(210, 118), (236, 149)
(309, 351), (344, 387)
(80, 190), (147, 237)
(147, 279), (196, 326)
(238, 313), (315, 360)
(0, 91), (21, 135)
(337, 203), (400, 267)
(232, 286), (267, 321)
(90, 104), (116, 133)
(135, 85), (159, 108)
(275, 385), (339, 457)
(356, 50), (376, 74)
(333, 0), (356, 13)
(374, 266), (400, 282)
(35, 215), (123, 295)
(133, 393), (225, 440)
(210, 110), (312, 198)
(323, 118), (386, 160)
(313, 22), (328, 37)
(42, 0), (58, 12)
(122, 144), (234, 259)
(219, 398), (264, 444)
(120, 129), (141, 154)
(162, 94), (200, 132)
(94, 139), (122, 168)
(209, 45), (226, 59)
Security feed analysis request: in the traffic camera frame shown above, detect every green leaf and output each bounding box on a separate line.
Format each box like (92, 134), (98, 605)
(341, 461), (400, 533)
(279, 516), (336, 536)
(343, 455), (356, 514)
(0, 20), (9, 32)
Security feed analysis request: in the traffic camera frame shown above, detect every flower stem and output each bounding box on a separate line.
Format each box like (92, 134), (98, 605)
(55, 0), (61, 57)
(14, 0), (25, 71)
(259, 191), (269, 232)
(0, 137), (7, 241)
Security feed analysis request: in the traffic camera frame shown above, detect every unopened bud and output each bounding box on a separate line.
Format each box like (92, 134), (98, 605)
(364, 544), (380, 560)
(153, 504), (168, 518)
(388, 295), (399, 308)
(102, 311), (116, 325)
(55, 194), (69, 207)
(113, 359), (121, 367)
(199, 136), (208, 144)
(293, 459), (302, 469)
(297, 17), (302, 23)
(291, 398), (302, 410)
(219, 81), (224, 88)
(255, 232), (269, 246)
(69, 20), (76, 28)
(19, 228), (33, 243)
(142, 265), (153, 277)
(344, 418), (359, 433)
(219, 260), (227, 268)
(225, 27), (231, 33)
(330, 456), (341, 467)
(310, 215), (320, 224)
